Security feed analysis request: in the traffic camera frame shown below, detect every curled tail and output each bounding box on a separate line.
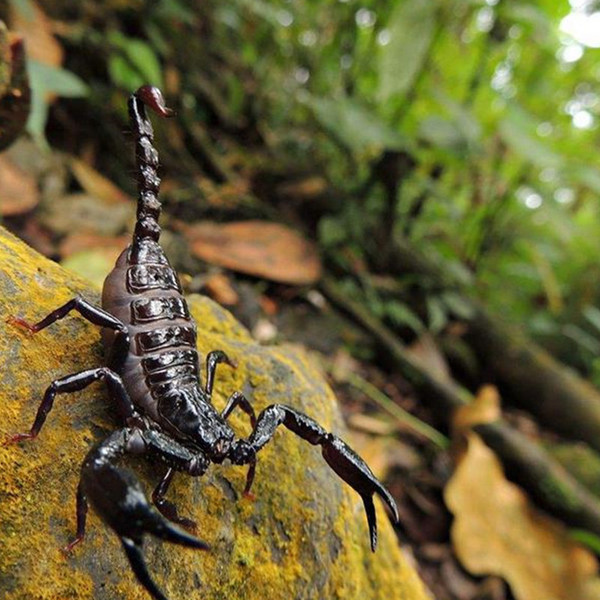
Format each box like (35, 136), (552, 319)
(128, 86), (174, 250)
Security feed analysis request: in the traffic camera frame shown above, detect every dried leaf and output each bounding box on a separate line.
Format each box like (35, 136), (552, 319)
(40, 193), (132, 237)
(445, 433), (600, 600)
(276, 176), (328, 199)
(181, 220), (322, 285)
(58, 232), (129, 259)
(203, 273), (239, 306)
(452, 384), (501, 437)
(0, 152), (38, 215)
(10, 1), (63, 67)
(69, 158), (132, 205)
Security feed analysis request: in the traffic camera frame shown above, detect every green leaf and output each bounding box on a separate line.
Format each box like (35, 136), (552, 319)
(426, 296), (448, 333)
(568, 530), (600, 555)
(26, 60), (89, 148)
(108, 54), (145, 91)
(562, 324), (600, 355)
(385, 301), (424, 333)
(433, 90), (482, 146)
(305, 94), (409, 154)
(571, 166), (600, 195)
(122, 40), (163, 88)
(440, 291), (475, 320)
(378, 0), (437, 102)
(232, 0), (288, 27)
(419, 116), (464, 150)
(499, 105), (563, 169)
(27, 60), (89, 98)
(107, 32), (163, 88)
(583, 305), (600, 335)
(318, 216), (347, 247)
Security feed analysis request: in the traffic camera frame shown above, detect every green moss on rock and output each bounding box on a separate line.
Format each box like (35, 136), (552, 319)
(0, 226), (430, 600)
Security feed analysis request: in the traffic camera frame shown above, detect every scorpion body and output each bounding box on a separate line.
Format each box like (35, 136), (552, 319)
(6, 86), (399, 600)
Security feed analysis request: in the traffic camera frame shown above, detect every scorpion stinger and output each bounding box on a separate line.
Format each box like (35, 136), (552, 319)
(5, 85), (399, 600)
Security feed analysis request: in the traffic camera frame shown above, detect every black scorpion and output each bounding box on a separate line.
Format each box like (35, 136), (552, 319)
(5, 86), (399, 600)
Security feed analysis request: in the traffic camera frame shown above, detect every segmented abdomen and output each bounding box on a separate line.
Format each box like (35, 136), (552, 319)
(101, 238), (202, 428)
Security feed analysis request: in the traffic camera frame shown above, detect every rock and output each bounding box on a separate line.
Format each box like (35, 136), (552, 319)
(0, 226), (430, 600)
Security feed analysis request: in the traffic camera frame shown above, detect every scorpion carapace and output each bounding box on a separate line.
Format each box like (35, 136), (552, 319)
(5, 86), (399, 600)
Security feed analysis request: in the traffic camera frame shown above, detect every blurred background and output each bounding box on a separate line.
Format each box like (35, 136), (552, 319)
(1, 1), (600, 598)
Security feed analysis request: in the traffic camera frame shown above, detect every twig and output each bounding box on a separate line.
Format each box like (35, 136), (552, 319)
(342, 369), (449, 449)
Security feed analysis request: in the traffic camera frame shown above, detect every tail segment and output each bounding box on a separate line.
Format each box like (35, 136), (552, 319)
(128, 86), (174, 250)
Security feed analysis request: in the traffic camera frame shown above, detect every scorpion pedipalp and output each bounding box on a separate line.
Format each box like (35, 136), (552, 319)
(79, 428), (209, 598)
(229, 403), (400, 552)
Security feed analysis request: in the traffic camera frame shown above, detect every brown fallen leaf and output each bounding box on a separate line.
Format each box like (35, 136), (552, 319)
(69, 158), (132, 206)
(10, 1), (63, 67)
(445, 425), (600, 600)
(276, 175), (328, 200)
(452, 384), (501, 438)
(58, 232), (130, 259)
(0, 153), (38, 215)
(40, 193), (133, 237)
(180, 220), (322, 285)
(203, 272), (239, 306)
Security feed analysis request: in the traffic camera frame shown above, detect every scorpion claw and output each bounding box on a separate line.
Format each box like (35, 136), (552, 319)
(121, 536), (170, 600)
(321, 435), (399, 551)
(80, 432), (209, 599)
(116, 515), (207, 600)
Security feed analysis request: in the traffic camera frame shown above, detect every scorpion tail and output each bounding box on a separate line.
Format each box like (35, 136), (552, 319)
(81, 429), (209, 600)
(128, 85), (174, 251)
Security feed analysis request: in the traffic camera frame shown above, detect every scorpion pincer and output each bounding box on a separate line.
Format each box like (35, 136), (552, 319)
(5, 85), (399, 600)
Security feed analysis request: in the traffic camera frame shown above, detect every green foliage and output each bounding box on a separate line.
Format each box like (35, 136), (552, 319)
(569, 530), (600, 555)
(304, 94), (409, 156)
(214, 0), (597, 376)
(377, 0), (437, 104)
(107, 31), (164, 90)
(27, 60), (88, 149)
(28, 0), (600, 377)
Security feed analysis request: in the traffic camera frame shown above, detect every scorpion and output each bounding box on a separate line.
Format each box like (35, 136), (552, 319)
(5, 86), (399, 600)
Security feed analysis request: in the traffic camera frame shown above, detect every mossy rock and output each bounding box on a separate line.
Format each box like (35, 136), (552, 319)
(0, 226), (430, 600)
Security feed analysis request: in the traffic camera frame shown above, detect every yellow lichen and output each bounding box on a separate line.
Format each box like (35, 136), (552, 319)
(0, 227), (430, 600)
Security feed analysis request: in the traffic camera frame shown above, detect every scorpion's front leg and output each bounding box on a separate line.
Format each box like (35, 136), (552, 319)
(230, 404), (399, 552)
(78, 427), (209, 600)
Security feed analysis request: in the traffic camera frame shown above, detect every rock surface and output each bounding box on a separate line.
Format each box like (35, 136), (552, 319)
(0, 226), (430, 600)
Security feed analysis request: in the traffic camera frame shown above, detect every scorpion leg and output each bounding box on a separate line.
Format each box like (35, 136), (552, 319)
(231, 404), (399, 551)
(204, 350), (235, 400)
(63, 482), (88, 553)
(80, 427), (209, 600)
(221, 392), (257, 497)
(221, 391), (256, 427)
(152, 468), (197, 531)
(9, 295), (130, 371)
(9, 295), (126, 334)
(4, 367), (140, 444)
